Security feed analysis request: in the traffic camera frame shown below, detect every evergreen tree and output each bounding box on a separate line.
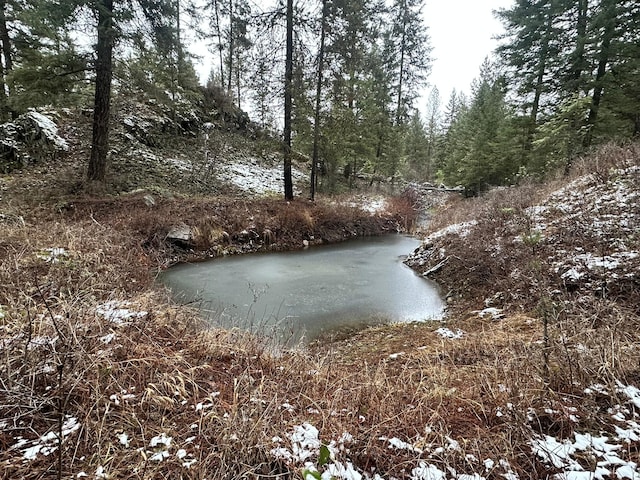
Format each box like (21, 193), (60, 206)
(310, 0), (328, 200)
(498, 0), (640, 176)
(423, 86), (441, 181)
(441, 61), (519, 194)
(0, 0), (91, 115)
(496, 0), (563, 147)
(247, 41), (278, 129)
(87, 0), (183, 182)
(403, 111), (430, 181)
(387, 0), (431, 125)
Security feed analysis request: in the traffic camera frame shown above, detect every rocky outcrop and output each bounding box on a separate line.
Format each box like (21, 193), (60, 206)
(0, 111), (69, 173)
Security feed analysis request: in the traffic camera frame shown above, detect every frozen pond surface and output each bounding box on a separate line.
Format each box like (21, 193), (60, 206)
(159, 235), (444, 344)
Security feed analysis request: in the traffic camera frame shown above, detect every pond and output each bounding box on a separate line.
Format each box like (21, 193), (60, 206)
(158, 235), (444, 345)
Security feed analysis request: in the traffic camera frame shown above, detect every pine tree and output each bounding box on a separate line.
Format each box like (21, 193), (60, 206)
(88, 0), (184, 182)
(310, 0), (328, 200)
(387, 0), (431, 125)
(403, 112), (430, 181)
(423, 86), (441, 181)
(497, 0), (640, 175)
(87, 0), (114, 182)
(496, 0), (563, 145)
(441, 61), (519, 194)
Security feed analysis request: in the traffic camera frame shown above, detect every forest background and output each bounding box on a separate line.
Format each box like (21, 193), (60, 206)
(0, 0), (639, 195)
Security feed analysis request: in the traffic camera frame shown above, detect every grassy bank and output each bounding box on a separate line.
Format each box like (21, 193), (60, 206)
(0, 161), (423, 478)
(1, 142), (640, 479)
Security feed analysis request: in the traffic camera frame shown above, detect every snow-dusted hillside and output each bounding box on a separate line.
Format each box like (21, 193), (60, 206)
(406, 156), (639, 312)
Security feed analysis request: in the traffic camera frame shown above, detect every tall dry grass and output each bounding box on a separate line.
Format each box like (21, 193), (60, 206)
(1, 143), (639, 479)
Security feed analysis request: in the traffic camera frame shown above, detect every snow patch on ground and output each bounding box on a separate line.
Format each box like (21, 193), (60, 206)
(218, 158), (306, 195)
(36, 247), (68, 263)
(475, 307), (505, 320)
(434, 327), (464, 339)
(95, 301), (148, 324)
(12, 416), (80, 461)
(425, 221), (478, 243)
(407, 163), (639, 297)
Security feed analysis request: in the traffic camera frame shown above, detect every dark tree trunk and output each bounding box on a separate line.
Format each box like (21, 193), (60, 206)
(283, 0), (294, 200)
(213, 0), (224, 83)
(227, 0), (233, 94)
(529, 4), (553, 137)
(395, 0), (407, 125)
(0, 0), (12, 119)
(571, 0), (588, 88)
(0, 0), (12, 75)
(584, 0), (615, 148)
(310, 0), (327, 201)
(88, 0), (115, 182)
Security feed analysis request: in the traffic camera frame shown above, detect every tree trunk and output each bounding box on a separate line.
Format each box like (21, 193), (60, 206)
(523, 0), (556, 155)
(310, 0), (327, 201)
(236, 55), (241, 109)
(213, 0), (224, 83)
(283, 0), (294, 200)
(563, 0), (588, 167)
(175, 0), (184, 93)
(227, 0), (233, 95)
(571, 0), (588, 89)
(583, 0), (615, 148)
(395, 0), (407, 125)
(0, 0), (11, 119)
(88, 0), (114, 182)
(529, 2), (554, 134)
(0, 0), (12, 75)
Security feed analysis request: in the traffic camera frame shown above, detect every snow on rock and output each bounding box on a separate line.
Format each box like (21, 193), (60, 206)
(1, 111), (69, 172)
(25, 111), (69, 151)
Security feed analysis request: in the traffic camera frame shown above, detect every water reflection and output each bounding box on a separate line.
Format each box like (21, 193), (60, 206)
(159, 235), (444, 344)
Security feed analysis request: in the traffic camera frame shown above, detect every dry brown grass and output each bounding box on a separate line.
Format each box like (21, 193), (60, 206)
(1, 224), (639, 479)
(0, 179), (421, 479)
(1, 143), (639, 479)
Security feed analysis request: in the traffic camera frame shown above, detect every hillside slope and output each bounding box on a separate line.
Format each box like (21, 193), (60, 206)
(406, 144), (639, 315)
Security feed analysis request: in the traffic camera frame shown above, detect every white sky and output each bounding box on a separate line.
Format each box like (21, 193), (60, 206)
(422, 0), (513, 103)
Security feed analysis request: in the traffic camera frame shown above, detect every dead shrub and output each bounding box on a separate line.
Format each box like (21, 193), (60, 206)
(386, 187), (422, 231)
